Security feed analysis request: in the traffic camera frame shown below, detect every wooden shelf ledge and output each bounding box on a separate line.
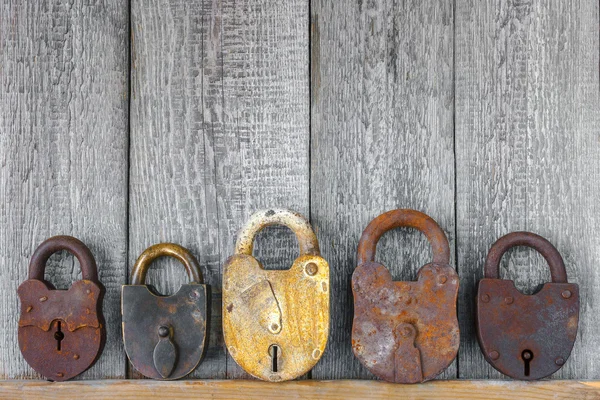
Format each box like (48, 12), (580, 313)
(1, 379), (599, 399)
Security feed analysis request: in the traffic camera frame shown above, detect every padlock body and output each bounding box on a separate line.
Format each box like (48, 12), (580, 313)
(223, 254), (329, 382)
(17, 279), (105, 381)
(122, 283), (209, 380)
(477, 279), (579, 380)
(351, 262), (459, 383)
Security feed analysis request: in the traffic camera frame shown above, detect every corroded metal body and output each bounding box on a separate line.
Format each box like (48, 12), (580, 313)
(223, 209), (329, 382)
(122, 243), (209, 380)
(18, 236), (105, 381)
(352, 209), (459, 383)
(477, 232), (579, 380)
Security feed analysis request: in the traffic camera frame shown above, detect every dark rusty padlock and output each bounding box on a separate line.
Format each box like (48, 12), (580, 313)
(122, 243), (209, 380)
(223, 209), (329, 382)
(352, 209), (459, 383)
(18, 235), (105, 381)
(477, 232), (579, 380)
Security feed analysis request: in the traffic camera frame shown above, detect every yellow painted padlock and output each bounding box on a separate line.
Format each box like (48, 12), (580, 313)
(223, 209), (330, 382)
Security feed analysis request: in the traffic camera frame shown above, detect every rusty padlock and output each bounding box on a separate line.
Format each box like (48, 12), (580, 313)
(122, 243), (209, 380)
(17, 236), (105, 381)
(477, 232), (579, 380)
(223, 209), (329, 382)
(352, 209), (459, 383)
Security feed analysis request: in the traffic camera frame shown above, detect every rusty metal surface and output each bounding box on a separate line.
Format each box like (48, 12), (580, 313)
(477, 231), (579, 380)
(17, 236), (105, 381)
(122, 243), (209, 380)
(351, 209), (459, 383)
(223, 209), (329, 382)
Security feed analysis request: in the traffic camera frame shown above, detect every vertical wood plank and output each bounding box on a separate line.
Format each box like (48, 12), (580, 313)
(130, 0), (309, 379)
(311, 0), (456, 379)
(130, 0), (225, 379)
(0, 1), (129, 379)
(218, 0), (310, 378)
(456, 0), (600, 378)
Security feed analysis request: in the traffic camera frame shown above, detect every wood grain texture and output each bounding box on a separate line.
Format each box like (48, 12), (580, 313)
(456, 0), (600, 379)
(130, 0), (309, 379)
(2, 380), (600, 399)
(310, 0), (455, 379)
(0, 1), (129, 379)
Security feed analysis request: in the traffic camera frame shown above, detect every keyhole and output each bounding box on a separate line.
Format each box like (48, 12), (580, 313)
(54, 321), (64, 351)
(522, 349), (534, 377)
(269, 344), (280, 373)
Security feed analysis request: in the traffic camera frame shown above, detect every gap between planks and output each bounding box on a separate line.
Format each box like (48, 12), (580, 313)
(0, 379), (599, 399)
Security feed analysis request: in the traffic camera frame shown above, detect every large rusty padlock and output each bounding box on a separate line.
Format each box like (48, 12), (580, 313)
(352, 209), (459, 383)
(223, 209), (329, 382)
(477, 232), (579, 380)
(18, 236), (105, 381)
(122, 244), (209, 380)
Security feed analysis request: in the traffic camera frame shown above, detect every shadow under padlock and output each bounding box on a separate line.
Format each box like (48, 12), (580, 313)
(122, 243), (210, 380)
(223, 209), (330, 382)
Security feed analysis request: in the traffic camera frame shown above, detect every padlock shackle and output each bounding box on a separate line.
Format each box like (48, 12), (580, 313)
(234, 209), (320, 257)
(29, 235), (98, 282)
(484, 231), (567, 283)
(357, 209), (450, 266)
(130, 243), (203, 285)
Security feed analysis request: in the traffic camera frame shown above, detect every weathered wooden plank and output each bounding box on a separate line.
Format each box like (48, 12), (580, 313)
(130, 0), (310, 379)
(2, 379), (600, 399)
(456, 0), (600, 378)
(0, 1), (129, 379)
(218, 0), (310, 379)
(311, 0), (455, 379)
(130, 0), (225, 379)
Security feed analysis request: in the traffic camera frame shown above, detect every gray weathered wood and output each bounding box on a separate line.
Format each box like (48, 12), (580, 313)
(0, 1), (129, 379)
(130, 0), (309, 379)
(310, 0), (456, 379)
(456, 0), (600, 378)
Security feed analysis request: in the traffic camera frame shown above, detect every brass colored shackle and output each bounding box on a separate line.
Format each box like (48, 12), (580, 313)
(234, 208), (321, 257)
(130, 243), (203, 286)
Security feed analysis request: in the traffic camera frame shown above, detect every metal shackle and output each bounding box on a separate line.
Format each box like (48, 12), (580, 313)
(234, 209), (320, 257)
(484, 231), (567, 283)
(130, 243), (203, 286)
(29, 235), (98, 282)
(357, 209), (450, 266)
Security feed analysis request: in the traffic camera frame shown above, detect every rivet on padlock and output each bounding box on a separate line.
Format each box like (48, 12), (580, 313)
(476, 232), (579, 380)
(351, 209), (459, 383)
(223, 209), (330, 382)
(17, 236), (106, 381)
(122, 243), (209, 380)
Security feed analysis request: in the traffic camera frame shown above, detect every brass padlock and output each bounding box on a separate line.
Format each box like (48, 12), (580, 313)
(477, 232), (579, 380)
(18, 236), (105, 381)
(223, 209), (329, 382)
(122, 243), (209, 380)
(352, 209), (459, 383)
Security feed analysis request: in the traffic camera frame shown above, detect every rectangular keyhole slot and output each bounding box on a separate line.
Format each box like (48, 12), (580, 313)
(269, 344), (280, 373)
(54, 321), (64, 351)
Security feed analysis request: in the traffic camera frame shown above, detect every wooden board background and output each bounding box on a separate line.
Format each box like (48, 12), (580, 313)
(1, 0), (598, 381)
